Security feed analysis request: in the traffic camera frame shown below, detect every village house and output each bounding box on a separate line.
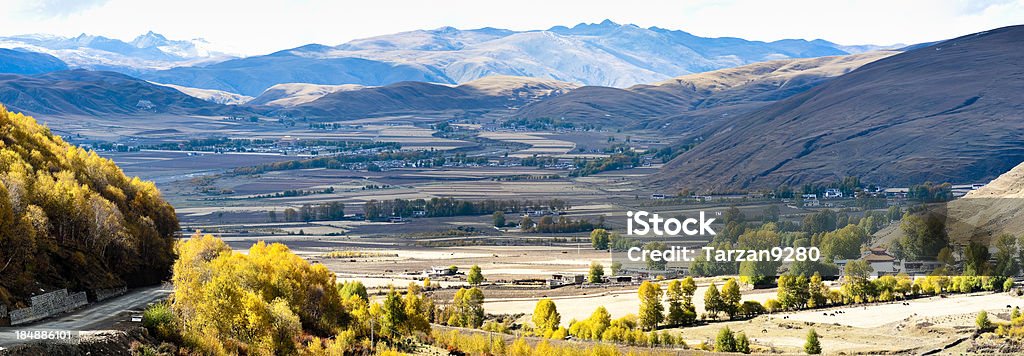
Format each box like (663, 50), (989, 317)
(546, 273), (584, 288)
(864, 247), (898, 276)
(835, 247), (900, 278)
(425, 266), (455, 277)
(802, 194), (820, 207)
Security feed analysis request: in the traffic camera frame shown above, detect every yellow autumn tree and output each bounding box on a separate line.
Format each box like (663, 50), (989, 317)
(0, 105), (178, 308)
(170, 232), (348, 355)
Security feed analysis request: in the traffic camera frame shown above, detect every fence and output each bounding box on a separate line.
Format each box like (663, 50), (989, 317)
(8, 289), (88, 325)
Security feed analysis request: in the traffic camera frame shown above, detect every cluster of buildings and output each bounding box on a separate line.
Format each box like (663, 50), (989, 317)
(801, 189), (845, 207)
(834, 247), (956, 278)
(545, 269), (681, 288)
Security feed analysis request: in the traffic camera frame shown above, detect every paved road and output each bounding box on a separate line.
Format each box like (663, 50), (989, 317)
(0, 285), (172, 349)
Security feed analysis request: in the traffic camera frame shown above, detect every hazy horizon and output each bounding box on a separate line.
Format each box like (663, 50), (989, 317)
(2, 0), (1022, 56)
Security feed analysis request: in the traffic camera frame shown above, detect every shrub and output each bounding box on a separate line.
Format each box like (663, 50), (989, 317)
(977, 310), (993, 331)
(714, 327), (736, 352)
(142, 302), (177, 340)
(805, 328), (822, 354)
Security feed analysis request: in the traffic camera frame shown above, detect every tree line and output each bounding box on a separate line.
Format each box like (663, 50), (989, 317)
(230, 150), (436, 175)
(146, 232), (441, 354)
(271, 202), (345, 222)
(365, 197), (570, 220)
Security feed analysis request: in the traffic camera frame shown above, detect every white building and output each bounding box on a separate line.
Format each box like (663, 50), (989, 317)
(802, 194), (820, 207)
(425, 266), (455, 277)
(824, 188), (843, 199)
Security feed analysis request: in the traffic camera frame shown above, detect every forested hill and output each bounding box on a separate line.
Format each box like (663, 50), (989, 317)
(0, 106), (179, 307)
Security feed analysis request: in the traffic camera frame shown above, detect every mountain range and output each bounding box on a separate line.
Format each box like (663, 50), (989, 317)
(511, 51), (896, 132)
(2, 23), (1022, 192)
(138, 20), (892, 96)
(0, 31), (237, 74)
(652, 25), (1024, 192)
(0, 70), (243, 117)
(272, 75), (579, 119)
(0, 48), (68, 74)
(248, 83), (367, 107)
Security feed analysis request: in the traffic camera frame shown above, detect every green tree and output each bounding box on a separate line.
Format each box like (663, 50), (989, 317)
(450, 287), (486, 328)
(714, 326), (736, 352)
(493, 211), (506, 227)
(736, 331), (751, 353)
(590, 228), (610, 250)
(808, 272), (828, 308)
(610, 261), (622, 275)
(588, 262), (605, 283)
(898, 213), (948, 261)
(994, 234), (1020, 277)
(638, 281), (664, 330)
(643, 241), (669, 270)
(467, 265), (484, 286)
(704, 282), (723, 319)
(402, 284), (432, 336)
(887, 206), (902, 221)
(842, 260), (875, 303)
(964, 241), (992, 276)
(778, 274), (811, 310)
(520, 216), (534, 231)
(802, 209), (838, 234)
(721, 278), (742, 319)
(666, 280), (685, 326)
(805, 328), (822, 354)
(737, 223), (783, 285)
(680, 276), (698, 299)
(667, 277), (698, 325)
(532, 299), (561, 334)
(380, 287), (408, 339)
(976, 310), (992, 331)
(820, 225), (867, 262)
(740, 300), (766, 318)
(339, 281), (369, 301)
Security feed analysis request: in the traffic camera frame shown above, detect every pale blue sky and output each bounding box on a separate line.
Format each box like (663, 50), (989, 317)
(2, 0), (1021, 55)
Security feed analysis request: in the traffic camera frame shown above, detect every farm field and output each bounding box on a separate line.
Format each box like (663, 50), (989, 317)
(673, 292), (1019, 354)
(80, 113), (1022, 355)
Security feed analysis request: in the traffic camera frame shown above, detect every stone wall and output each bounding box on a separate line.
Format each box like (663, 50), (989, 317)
(8, 289), (88, 326)
(93, 286), (127, 302)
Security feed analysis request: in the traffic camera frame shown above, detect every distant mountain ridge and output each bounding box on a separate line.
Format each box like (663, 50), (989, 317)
(653, 25), (1024, 192)
(512, 51), (896, 131)
(152, 82), (254, 105)
(248, 83), (367, 107)
(0, 31), (237, 73)
(139, 20), (892, 96)
(0, 48), (68, 74)
(274, 75), (579, 119)
(0, 70), (245, 117)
